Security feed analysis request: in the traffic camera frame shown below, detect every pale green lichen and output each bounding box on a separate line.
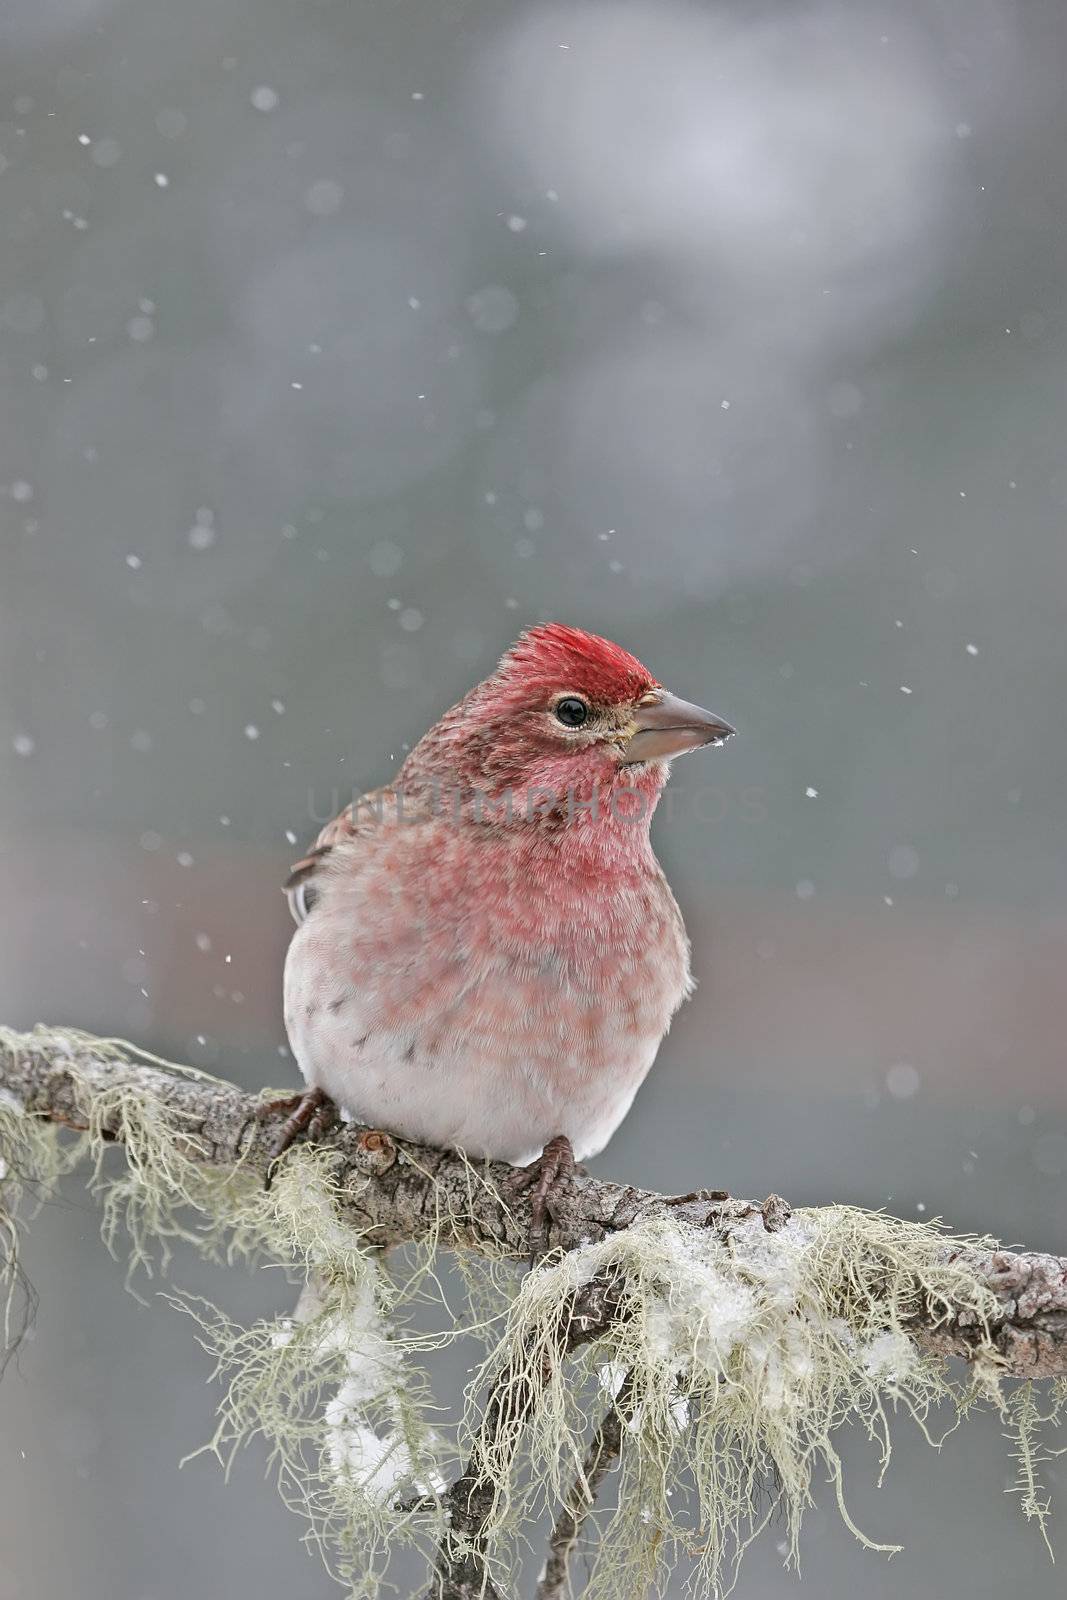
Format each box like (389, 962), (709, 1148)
(0, 1025), (1063, 1597)
(1005, 1379), (1067, 1555)
(175, 1264), (449, 1597)
(0, 1028), (457, 1592)
(0, 1083), (65, 1368)
(458, 1207), (1044, 1597)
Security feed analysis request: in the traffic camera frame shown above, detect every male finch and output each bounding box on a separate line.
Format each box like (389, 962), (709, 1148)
(273, 625), (734, 1235)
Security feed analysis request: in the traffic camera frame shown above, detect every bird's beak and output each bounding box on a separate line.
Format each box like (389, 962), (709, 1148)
(622, 691), (736, 765)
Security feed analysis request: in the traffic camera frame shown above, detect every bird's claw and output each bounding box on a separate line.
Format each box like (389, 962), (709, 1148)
(508, 1134), (581, 1264)
(255, 1091), (304, 1122)
(256, 1086), (339, 1187)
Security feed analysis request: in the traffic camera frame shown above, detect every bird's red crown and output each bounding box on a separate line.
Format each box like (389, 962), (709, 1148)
(495, 623), (659, 707)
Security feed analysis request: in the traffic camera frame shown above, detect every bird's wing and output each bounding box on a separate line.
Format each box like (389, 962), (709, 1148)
(284, 784), (396, 924)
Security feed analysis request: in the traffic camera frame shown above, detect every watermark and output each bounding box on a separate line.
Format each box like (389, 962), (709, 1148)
(304, 777), (768, 830)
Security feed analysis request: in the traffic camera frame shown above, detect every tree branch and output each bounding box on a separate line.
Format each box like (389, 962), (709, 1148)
(2, 1025), (1067, 1378)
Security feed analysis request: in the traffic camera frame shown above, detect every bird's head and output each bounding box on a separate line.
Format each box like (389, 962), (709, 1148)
(403, 624), (734, 827)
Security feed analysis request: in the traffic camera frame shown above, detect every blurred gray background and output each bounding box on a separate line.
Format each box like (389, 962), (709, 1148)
(2, 0), (1066, 1594)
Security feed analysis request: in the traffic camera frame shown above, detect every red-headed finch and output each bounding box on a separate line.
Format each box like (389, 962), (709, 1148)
(271, 625), (734, 1238)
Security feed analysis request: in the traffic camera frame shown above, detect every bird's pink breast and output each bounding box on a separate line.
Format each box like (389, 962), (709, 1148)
(283, 818), (691, 1163)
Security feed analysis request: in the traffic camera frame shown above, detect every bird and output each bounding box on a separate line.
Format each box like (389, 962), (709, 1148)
(267, 624), (734, 1242)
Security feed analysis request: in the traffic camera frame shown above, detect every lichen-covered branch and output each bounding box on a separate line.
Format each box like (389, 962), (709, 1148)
(2, 1023), (1065, 1379)
(6, 1024), (1067, 1597)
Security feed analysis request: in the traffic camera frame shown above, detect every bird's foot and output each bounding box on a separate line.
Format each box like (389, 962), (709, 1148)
(507, 1134), (582, 1264)
(256, 1085), (339, 1183)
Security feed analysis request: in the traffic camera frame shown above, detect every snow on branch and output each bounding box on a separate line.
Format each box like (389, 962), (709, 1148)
(2, 1024), (1066, 1598)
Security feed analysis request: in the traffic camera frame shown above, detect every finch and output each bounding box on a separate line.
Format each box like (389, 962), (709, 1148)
(274, 624), (733, 1227)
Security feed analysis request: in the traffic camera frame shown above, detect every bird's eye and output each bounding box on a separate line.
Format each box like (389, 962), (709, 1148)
(555, 696), (590, 728)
